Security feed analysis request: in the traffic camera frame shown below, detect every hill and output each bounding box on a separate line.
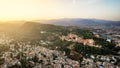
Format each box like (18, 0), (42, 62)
(8, 22), (119, 56)
(0, 22), (119, 63)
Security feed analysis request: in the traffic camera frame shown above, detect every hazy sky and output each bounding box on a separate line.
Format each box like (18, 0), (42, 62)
(0, 0), (120, 21)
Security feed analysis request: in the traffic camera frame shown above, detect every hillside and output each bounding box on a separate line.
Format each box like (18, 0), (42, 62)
(0, 22), (120, 67)
(7, 22), (119, 56)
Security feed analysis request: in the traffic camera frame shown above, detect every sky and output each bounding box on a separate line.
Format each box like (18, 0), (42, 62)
(0, 0), (120, 21)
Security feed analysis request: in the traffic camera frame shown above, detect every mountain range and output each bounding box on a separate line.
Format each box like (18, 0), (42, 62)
(38, 18), (120, 29)
(0, 18), (120, 31)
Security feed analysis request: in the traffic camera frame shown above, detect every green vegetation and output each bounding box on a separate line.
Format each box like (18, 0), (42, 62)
(71, 28), (94, 39)
(1, 22), (119, 61)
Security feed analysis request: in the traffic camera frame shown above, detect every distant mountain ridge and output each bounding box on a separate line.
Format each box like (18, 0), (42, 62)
(39, 18), (120, 28)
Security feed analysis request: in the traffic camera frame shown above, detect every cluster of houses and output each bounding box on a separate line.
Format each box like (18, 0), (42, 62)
(0, 42), (119, 68)
(0, 42), (80, 68)
(60, 33), (101, 48)
(116, 40), (120, 47)
(0, 33), (119, 68)
(0, 34), (13, 45)
(81, 54), (120, 68)
(92, 29), (120, 48)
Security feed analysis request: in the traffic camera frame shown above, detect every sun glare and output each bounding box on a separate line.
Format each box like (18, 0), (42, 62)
(0, 0), (56, 21)
(0, 0), (120, 21)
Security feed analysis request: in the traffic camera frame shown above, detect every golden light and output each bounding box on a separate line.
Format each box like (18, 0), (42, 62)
(0, 0), (60, 21)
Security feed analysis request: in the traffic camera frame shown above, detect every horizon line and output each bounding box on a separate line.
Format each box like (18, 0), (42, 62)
(0, 18), (120, 22)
